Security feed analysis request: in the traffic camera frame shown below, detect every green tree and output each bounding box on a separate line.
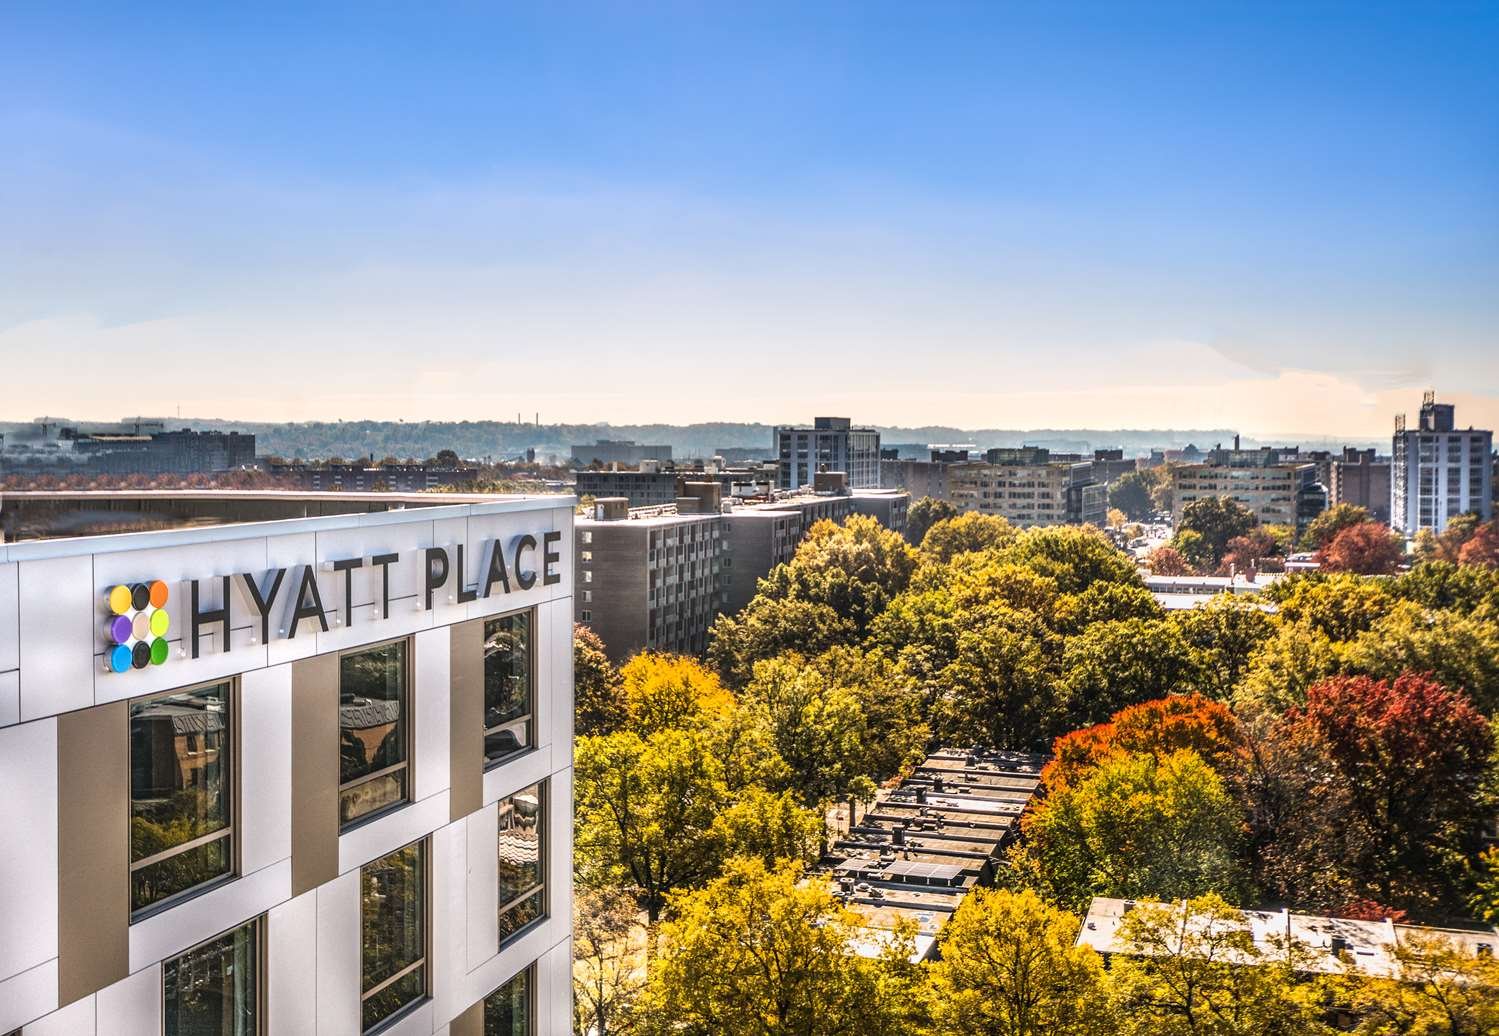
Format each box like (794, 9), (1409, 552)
(1060, 618), (1204, 727)
(574, 729), (728, 920)
(1392, 560), (1499, 615)
(1343, 602), (1499, 714)
(1175, 497), (1257, 567)
(574, 624), (627, 736)
(1108, 895), (1335, 1036)
(928, 610), (1064, 750)
(1233, 623), (1342, 714)
(1053, 581), (1162, 634)
(1108, 470), (1155, 522)
(760, 515), (917, 636)
(906, 496), (959, 545)
(742, 656), (871, 809)
(1268, 573), (1396, 641)
(996, 525), (1140, 593)
(926, 887), (1114, 1036)
(1172, 594), (1276, 701)
(1299, 502), (1372, 551)
(1015, 749), (1246, 912)
(708, 598), (857, 689)
(809, 646), (929, 784)
(632, 858), (921, 1036)
(920, 512), (1019, 562)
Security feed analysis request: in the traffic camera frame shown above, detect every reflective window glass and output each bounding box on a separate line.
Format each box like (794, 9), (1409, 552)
(162, 920), (258, 1036)
(130, 682), (233, 914)
(498, 783), (545, 943)
(483, 966), (532, 1035)
(483, 614), (533, 766)
(340, 641), (409, 827)
(360, 841), (426, 1032)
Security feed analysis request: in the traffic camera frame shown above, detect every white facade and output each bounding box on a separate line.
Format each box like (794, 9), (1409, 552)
(0, 496), (574, 1035)
(1391, 398), (1494, 535)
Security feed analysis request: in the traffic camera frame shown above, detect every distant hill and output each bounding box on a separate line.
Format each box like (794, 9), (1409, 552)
(0, 418), (1384, 462)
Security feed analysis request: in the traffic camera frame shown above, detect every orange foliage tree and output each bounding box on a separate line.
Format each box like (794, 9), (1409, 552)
(1042, 692), (1245, 793)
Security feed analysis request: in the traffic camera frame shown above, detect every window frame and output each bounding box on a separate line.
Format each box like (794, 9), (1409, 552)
(160, 916), (264, 1035)
(359, 838), (430, 1034)
(128, 676), (239, 921)
(482, 609), (536, 770)
(497, 781), (547, 946)
(338, 635), (414, 831)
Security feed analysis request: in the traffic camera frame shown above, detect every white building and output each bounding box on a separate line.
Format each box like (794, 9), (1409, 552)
(0, 493), (575, 1035)
(1392, 392), (1494, 535)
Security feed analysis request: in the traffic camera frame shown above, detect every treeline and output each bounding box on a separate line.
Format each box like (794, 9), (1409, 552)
(572, 507), (1499, 1035)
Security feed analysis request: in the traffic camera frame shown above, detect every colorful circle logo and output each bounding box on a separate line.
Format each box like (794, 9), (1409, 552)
(105, 580), (171, 673)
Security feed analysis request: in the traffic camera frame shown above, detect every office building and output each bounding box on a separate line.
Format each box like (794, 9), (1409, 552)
(882, 447), (1108, 528)
(569, 440), (672, 468)
(0, 491), (575, 1035)
(575, 495), (729, 662)
(1327, 448), (1392, 524)
(1171, 446), (1326, 531)
(775, 417), (881, 490)
(1392, 393), (1494, 535)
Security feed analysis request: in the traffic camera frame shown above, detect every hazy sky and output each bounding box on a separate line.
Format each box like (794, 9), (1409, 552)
(2, 2), (1496, 436)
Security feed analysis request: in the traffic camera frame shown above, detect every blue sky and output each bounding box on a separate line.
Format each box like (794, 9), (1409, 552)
(2, 2), (1496, 434)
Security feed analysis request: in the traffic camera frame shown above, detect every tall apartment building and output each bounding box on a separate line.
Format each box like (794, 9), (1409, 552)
(1327, 447), (1392, 524)
(0, 493), (574, 1036)
(1171, 447), (1326, 530)
(1392, 393), (1494, 535)
(575, 498), (728, 661)
(775, 417), (881, 490)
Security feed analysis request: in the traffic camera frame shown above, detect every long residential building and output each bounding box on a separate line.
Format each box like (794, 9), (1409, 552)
(0, 491), (575, 1036)
(1392, 393), (1493, 535)
(576, 482), (909, 660)
(881, 447), (1113, 528)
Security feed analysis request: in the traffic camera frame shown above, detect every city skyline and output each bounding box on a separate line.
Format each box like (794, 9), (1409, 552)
(3, 3), (1497, 435)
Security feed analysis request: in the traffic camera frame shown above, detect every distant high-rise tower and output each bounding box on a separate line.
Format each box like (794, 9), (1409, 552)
(774, 417), (882, 490)
(1391, 391), (1493, 535)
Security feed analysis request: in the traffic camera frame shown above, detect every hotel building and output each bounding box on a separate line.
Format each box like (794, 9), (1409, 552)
(0, 492), (575, 1035)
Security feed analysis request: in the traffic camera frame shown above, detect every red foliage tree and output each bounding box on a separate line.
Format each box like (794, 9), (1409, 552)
(1285, 673), (1494, 907)
(1316, 521), (1403, 575)
(1148, 545), (1190, 576)
(1043, 692), (1244, 792)
(1458, 521), (1499, 568)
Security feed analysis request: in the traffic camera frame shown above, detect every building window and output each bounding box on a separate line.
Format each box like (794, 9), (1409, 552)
(162, 919), (259, 1036)
(497, 783), (545, 943)
(340, 640), (410, 829)
(484, 612), (533, 767)
(361, 841), (427, 1032)
(580, 610), (592, 622)
(130, 681), (234, 916)
(483, 966), (533, 1035)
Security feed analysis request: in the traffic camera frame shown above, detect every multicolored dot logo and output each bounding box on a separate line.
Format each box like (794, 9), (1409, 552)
(105, 581), (171, 672)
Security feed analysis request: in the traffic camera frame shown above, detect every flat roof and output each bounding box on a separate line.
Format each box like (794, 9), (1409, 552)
(1078, 897), (1499, 979)
(0, 490), (572, 562)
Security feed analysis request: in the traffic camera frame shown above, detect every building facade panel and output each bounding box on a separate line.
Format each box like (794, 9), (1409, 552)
(0, 495), (574, 1035)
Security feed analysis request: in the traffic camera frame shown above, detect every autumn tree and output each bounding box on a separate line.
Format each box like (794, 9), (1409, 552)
(1299, 502), (1372, 551)
(925, 887), (1114, 1036)
(1316, 521), (1403, 575)
(762, 515), (917, 635)
(631, 859), (921, 1036)
(1393, 560), (1499, 615)
(575, 624), (627, 736)
(906, 496), (959, 545)
(574, 729), (729, 920)
(1107, 896), (1335, 1036)
(712, 786), (824, 869)
(617, 652), (733, 736)
(1458, 520), (1499, 568)
(1015, 749), (1246, 912)
(1042, 693), (1244, 793)
(996, 525), (1140, 593)
(921, 511), (1018, 562)
(1342, 602), (1499, 714)
(1285, 673), (1495, 911)
(1268, 573), (1396, 642)
(1148, 545), (1191, 576)
(1175, 497), (1258, 567)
